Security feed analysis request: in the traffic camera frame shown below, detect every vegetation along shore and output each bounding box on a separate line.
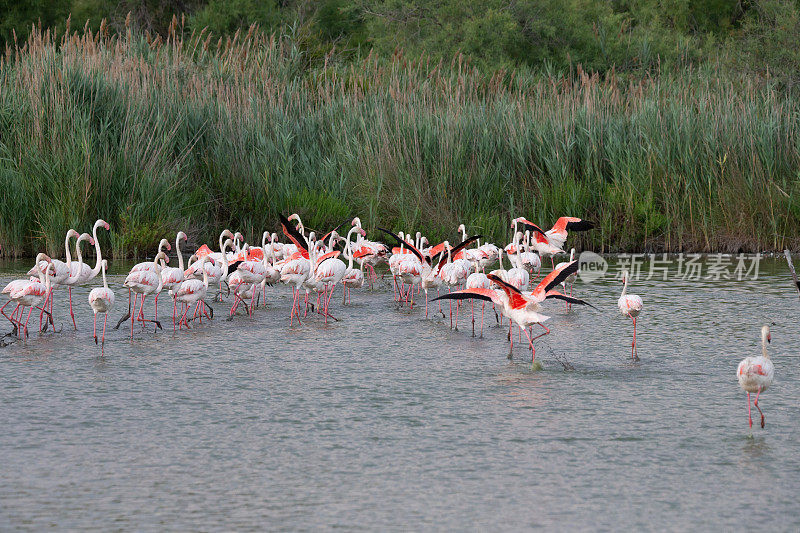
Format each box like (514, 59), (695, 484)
(1, 8), (799, 258)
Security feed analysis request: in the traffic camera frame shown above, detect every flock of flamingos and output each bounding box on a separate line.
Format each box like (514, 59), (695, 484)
(0, 213), (777, 429)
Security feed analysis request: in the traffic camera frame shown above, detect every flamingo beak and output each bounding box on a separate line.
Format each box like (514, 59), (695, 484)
(767, 334), (771, 343)
(104, 223), (110, 230)
(90, 238), (96, 245)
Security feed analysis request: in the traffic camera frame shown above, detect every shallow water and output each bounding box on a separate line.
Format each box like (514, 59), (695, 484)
(1, 257), (799, 530)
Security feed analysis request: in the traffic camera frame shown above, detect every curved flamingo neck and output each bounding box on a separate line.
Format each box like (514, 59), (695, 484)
(64, 230), (75, 268)
(621, 275), (629, 297)
(176, 234), (185, 271)
(201, 258), (210, 288)
(91, 221), (104, 276)
(344, 227), (359, 270)
(74, 234), (91, 273)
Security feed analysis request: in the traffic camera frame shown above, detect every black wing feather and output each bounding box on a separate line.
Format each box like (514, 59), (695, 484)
(565, 219), (595, 232)
(516, 220), (548, 237)
(545, 292), (597, 309)
(486, 273), (523, 295)
(442, 235), (483, 265)
(377, 227), (424, 263)
(432, 292), (494, 303)
(279, 213), (308, 253)
(544, 261), (580, 293)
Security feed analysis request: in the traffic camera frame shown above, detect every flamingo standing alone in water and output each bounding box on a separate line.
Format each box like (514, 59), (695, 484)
(618, 270), (644, 361)
(737, 325), (775, 429)
(88, 259), (114, 347)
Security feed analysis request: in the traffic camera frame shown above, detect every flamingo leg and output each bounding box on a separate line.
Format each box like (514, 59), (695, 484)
(153, 294), (159, 332)
(69, 287), (77, 329)
(1, 301), (18, 334)
(632, 317), (639, 361)
(530, 323), (550, 342)
(93, 312), (98, 344)
(101, 313), (107, 346)
(480, 302), (485, 338)
(471, 300), (475, 337)
(754, 389), (764, 428)
(521, 326), (537, 366)
(508, 323), (514, 359)
(130, 293), (138, 339)
(747, 392), (752, 428)
(23, 307), (34, 338)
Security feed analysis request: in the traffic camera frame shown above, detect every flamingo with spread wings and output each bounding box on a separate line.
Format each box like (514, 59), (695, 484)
(434, 261), (594, 365)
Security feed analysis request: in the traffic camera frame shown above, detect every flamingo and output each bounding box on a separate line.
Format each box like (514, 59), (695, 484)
(434, 262), (594, 365)
(62, 231), (95, 329)
(312, 230), (347, 322)
(554, 248), (577, 311)
(83, 219), (111, 283)
(514, 218), (565, 268)
(737, 325), (775, 429)
(65, 218), (111, 328)
(115, 238), (172, 328)
(258, 233), (282, 307)
(618, 270), (644, 361)
(545, 217), (595, 251)
(506, 232), (530, 291)
(174, 256), (215, 328)
(189, 230), (233, 300)
(2, 253), (54, 337)
(161, 232), (188, 329)
(465, 262), (491, 337)
(519, 230), (542, 278)
(123, 251), (169, 338)
(342, 227), (367, 304)
(88, 259), (114, 347)
(439, 241), (470, 329)
(279, 214), (313, 325)
(231, 244), (267, 316)
(28, 230), (74, 328)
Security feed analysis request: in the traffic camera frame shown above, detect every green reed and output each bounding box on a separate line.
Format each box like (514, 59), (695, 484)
(0, 23), (798, 258)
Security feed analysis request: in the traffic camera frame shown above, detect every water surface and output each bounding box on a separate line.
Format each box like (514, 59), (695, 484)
(1, 257), (799, 530)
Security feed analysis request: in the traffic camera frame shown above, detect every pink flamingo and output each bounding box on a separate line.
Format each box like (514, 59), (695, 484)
(88, 259), (114, 347)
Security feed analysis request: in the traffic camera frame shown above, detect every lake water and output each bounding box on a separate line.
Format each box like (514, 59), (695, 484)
(1, 256), (799, 530)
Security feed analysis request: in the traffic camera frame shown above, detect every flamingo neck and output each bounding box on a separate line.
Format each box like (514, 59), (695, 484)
(64, 231), (74, 268)
(74, 235), (85, 268)
(176, 235), (185, 271)
(621, 276), (629, 297)
(91, 221), (103, 276)
(101, 261), (108, 289)
(202, 259), (210, 288)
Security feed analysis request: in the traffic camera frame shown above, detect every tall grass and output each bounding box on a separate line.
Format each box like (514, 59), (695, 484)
(0, 22), (799, 258)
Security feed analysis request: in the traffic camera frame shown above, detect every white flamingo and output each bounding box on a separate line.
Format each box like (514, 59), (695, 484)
(737, 325), (775, 429)
(88, 259), (114, 347)
(618, 270), (644, 361)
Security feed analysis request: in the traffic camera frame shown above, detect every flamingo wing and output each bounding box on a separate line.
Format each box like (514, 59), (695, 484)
(432, 287), (502, 306)
(554, 216), (595, 232)
(279, 213), (309, 253)
(533, 260), (580, 297)
(514, 218), (548, 237)
(378, 228), (425, 264)
(486, 273), (528, 309)
(544, 289), (596, 309)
